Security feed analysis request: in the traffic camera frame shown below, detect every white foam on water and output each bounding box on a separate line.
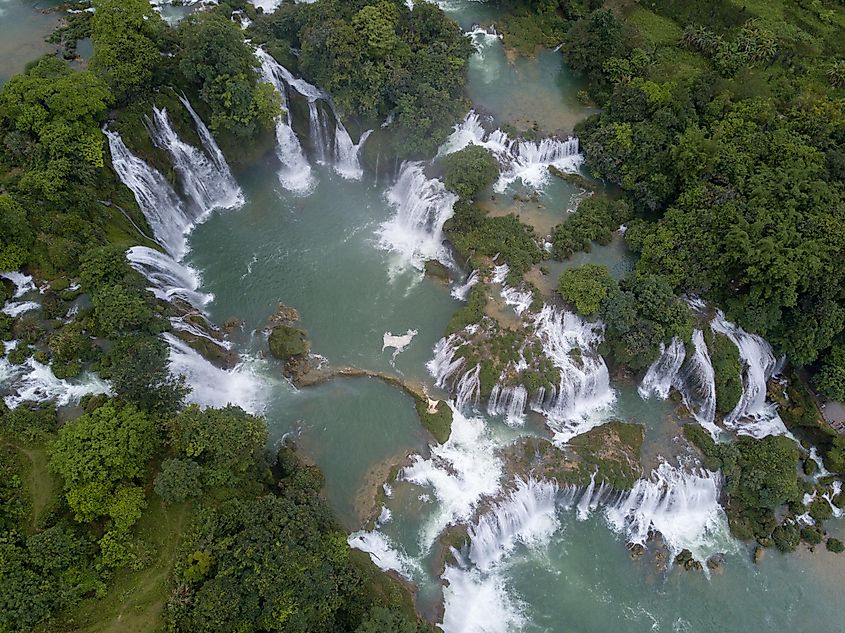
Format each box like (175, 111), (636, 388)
(3, 357), (110, 409)
(401, 405), (504, 549)
(0, 272), (35, 298)
(2, 301), (40, 317)
(603, 461), (734, 562)
(382, 328), (418, 361)
(378, 161), (458, 271)
(347, 530), (419, 580)
(164, 332), (272, 414)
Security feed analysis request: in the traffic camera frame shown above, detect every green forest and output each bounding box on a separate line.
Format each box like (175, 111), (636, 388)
(1, 0), (844, 631)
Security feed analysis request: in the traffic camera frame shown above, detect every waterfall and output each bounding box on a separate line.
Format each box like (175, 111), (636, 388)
(451, 270), (480, 300)
(492, 262), (533, 315)
(177, 94), (245, 207)
(255, 48), (315, 194)
(487, 384), (528, 427)
(530, 305), (615, 443)
(440, 478), (557, 633)
(3, 354), (110, 409)
(710, 311), (787, 438)
(347, 530), (419, 580)
(378, 161), (458, 269)
(467, 478), (560, 572)
(674, 329), (720, 439)
(333, 124), (372, 180)
(106, 129), (195, 259)
(427, 333), (470, 389)
(401, 405), (505, 549)
(126, 246), (213, 310)
(603, 461), (734, 562)
(439, 110), (584, 192)
(163, 333), (272, 414)
(638, 338), (686, 400)
(455, 363), (481, 410)
(147, 105), (244, 212)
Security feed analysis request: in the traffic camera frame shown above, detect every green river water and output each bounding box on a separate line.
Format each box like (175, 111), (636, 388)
(4, 1), (845, 631)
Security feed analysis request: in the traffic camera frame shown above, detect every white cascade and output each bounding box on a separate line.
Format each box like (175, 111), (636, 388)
(604, 461), (734, 563)
(439, 110), (584, 192)
(105, 129), (194, 260)
(177, 93), (245, 207)
(455, 363), (481, 410)
(333, 124), (372, 180)
(378, 161), (458, 269)
(347, 530), (419, 580)
(255, 48), (315, 194)
(126, 246), (213, 310)
(638, 337), (686, 400)
(710, 311), (788, 438)
(427, 332), (470, 390)
(530, 305), (615, 443)
(163, 332), (272, 414)
(2, 354), (110, 409)
(148, 105), (244, 212)
(487, 384), (528, 427)
(674, 329), (721, 439)
(401, 405), (504, 549)
(440, 478), (558, 633)
(451, 270), (480, 301)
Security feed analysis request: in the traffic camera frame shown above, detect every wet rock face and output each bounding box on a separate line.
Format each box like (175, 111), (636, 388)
(674, 549), (703, 571)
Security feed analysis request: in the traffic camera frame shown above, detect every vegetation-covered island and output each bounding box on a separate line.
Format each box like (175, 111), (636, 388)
(1, 0), (844, 631)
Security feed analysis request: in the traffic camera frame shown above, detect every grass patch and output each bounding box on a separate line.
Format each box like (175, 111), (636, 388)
(414, 396), (453, 444)
(13, 443), (59, 535)
(48, 500), (190, 633)
(649, 47), (710, 81)
(628, 7), (683, 46)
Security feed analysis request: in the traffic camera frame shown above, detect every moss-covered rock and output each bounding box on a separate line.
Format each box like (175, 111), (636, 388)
(826, 537), (844, 553)
(707, 328), (743, 416)
(424, 259), (451, 283)
(502, 421), (644, 491)
(268, 325), (310, 360)
(414, 396), (453, 444)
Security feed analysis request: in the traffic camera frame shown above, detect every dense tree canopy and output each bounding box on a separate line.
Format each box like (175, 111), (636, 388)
(90, 0), (163, 102)
(440, 145), (500, 200)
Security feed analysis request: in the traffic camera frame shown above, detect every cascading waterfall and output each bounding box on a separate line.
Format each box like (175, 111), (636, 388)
(487, 384), (528, 427)
(531, 305), (615, 443)
(638, 338), (686, 400)
(440, 478), (559, 633)
(256, 48), (370, 182)
(105, 130), (195, 259)
(2, 350), (110, 409)
(451, 270), (480, 300)
(333, 125), (372, 180)
(455, 363), (481, 410)
(126, 246), (213, 309)
(491, 263), (533, 315)
(710, 311), (788, 438)
(255, 47), (315, 193)
(163, 332), (271, 414)
(427, 332), (471, 390)
(674, 330), (720, 439)
(177, 94), (245, 206)
(378, 161), (458, 269)
(603, 461), (734, 562)
(147, 105), (244, 213)
(439, 110), (584, 192)
(400, 406), (505, 549)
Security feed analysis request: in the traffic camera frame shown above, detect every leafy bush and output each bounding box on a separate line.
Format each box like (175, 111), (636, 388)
(707, 328), (743, 416)
(551, 195), (630, 259)
(441, 146), (499, 200)
(154, 458), (203, 504)
(558, 264), (616, 317)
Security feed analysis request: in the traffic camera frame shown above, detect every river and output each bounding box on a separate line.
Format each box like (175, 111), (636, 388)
(3, 1), (845, 631)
